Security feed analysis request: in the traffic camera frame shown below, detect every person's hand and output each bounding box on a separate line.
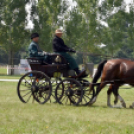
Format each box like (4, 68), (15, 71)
(69, 49), (76, 53)
(43, 51), (47, 55)
(71, 50), (76, 53)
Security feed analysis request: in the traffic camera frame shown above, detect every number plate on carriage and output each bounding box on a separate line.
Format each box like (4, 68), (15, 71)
(27, 59), (42, 64)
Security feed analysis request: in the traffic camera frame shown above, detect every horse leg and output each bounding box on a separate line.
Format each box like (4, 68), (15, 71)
(118, 95), (126, 108)
(90, 82), (106, 105)
(112, 85), (126, 108)
(107, 84), (114, 108)
(89, 83), (95, 95)
(113, 86), (119, 105)
(129, 102), (134, 108)
(112, 85), (120, 108)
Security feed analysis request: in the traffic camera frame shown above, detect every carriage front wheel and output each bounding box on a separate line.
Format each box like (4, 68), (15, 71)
(17, 71), (52, 104)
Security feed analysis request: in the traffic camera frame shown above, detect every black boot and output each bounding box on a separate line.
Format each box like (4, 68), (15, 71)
(74, 68), (87, 77)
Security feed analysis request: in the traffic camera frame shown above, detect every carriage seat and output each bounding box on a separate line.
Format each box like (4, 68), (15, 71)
(27, 53), (69, 65)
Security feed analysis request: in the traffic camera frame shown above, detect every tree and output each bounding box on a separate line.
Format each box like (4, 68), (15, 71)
(63, 8), (83, 49)
(0, 0), (30, 74)
(97, 0), (133, 57)
(63, 0), (106, 63)
(73, 0), (134, 59)
(31, 0), (69, 52)
(74, 0), (105, 53)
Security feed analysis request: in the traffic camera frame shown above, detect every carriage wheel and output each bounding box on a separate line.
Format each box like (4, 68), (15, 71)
(55, 78), (83, 106)
(17, 71), (52, 104)
(79, 79), (95, 106)
(50, 77), (63, 103)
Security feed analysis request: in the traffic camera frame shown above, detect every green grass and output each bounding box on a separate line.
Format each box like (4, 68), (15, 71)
(0, 75), (93, 81)
(0, 75), (21, 79)
(0, 67), (21, 79)
(0, 68), (7, 75)
(0, 82), (134, 134)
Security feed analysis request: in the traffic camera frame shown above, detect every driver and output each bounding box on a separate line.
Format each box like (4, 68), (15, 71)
(28, 33), (48, 62)
(52, 29), (85, 76)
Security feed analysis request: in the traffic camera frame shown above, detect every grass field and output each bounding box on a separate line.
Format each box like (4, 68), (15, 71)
(0, 75), (21, 79)
(0, 67), (21, 79)
(0, 81), (134, 134)
(0, 68), (7, 75)
(0, 65), (21, 79)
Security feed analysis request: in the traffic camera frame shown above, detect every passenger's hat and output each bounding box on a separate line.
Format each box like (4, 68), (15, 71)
(55, 29), (63, 34)
(31, 33), (39, 39)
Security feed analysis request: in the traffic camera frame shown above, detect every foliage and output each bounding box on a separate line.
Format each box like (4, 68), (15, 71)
(65, 0), (104, 54)
(1, 0), (134, 66)
(0, 0), (30, 66)
(31, 0), (69, 51)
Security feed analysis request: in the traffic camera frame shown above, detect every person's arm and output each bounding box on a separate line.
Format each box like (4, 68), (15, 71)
(29, 44), (44, 57)
(61, 39), (76, 52)
(65, 45), (76, 52)
(53, 39), (75, 52)
(36, 45), (45, 56)
(29, 44), (38, 57)
(63, 44), (76, 52)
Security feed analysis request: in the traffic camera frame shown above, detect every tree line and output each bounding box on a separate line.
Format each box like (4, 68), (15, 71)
(0, 0), (134, 66)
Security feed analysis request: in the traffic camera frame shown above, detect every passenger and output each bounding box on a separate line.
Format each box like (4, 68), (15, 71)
(52, 29), (86, 76)
(28, 33), (48, 62)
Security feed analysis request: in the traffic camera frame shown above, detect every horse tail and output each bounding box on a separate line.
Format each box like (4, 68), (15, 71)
(92, 60), (107, 83)
(90, 60), (107, 91)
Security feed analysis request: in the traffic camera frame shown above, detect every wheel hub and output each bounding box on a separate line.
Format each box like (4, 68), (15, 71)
(31, 84), (38, 93)
(75, 89), (82, 96)
(41, 85), (50, 94)
(65, 88), (74, 96)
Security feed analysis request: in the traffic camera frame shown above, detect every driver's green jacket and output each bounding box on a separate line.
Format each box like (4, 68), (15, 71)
(28, 41), (48, 61)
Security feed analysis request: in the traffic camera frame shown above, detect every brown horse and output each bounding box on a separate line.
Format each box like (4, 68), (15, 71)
(89, 59), (134, 108)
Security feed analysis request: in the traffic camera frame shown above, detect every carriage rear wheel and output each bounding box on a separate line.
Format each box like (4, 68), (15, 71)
(17, 71), (52, 104)
(55, 78), (83, 106)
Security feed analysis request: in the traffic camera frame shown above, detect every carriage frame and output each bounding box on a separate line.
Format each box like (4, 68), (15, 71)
(17, 53), (95, 106)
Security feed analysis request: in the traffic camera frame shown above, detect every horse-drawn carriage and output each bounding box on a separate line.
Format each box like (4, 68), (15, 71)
(17, 53), (95, 106)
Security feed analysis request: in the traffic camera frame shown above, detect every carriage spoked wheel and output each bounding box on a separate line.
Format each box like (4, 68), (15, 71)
(17, 71), (52, 104)
(50, 77), (63, 103)
(79, 79), (95, 106)
(55, 78), (83, 106)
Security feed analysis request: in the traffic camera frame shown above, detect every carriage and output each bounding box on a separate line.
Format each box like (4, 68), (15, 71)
(17, 53), (95, 106)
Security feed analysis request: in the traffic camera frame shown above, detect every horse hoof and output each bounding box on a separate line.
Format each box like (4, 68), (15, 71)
(89, 97), (96, 105)
(129, 105), (133, 109)
(89, 99), (96, 105)
(122, 103), (126, 108)
(130, 102), (134, 109)
(108, 105), (113, 108)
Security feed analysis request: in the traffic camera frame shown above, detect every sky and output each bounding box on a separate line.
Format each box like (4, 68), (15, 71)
(25, 0), (134, 29)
